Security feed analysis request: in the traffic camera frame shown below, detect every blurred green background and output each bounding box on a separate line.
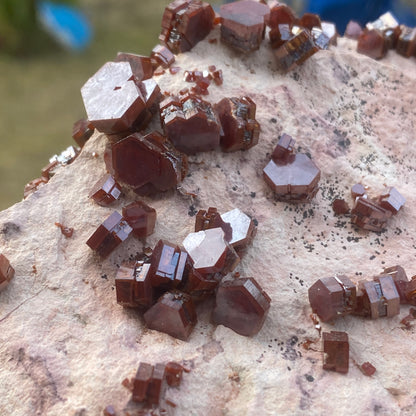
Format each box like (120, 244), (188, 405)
(0, 0), (222, 210)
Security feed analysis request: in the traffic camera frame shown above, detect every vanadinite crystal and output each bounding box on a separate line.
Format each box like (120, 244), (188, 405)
(89, 174), (122, 206)
(366, 12), (401, 49)
(322, 331), (349, 374)
(160, 94), (221, 154)
(81, 62), (160, 137)
(308, 276), (356, 322)
(151, 44), (175, 68)
(122, 201), (156, 238)
(221, 208), (256, 252)
(115, 52), (153, 80)
(182, 228), (239, 275)
(143, 290), (197, 341)
(132, 362), (154, 402)
(0, 254), (14, 291)
(274, 29), (319, 71)
(383, 265), (409, 304)
(263, 149), (321, 202)
(344, 20), (363, 40)
(268, 1), (296, 28)
(165, 362), (183, 387)
(269, 23), (293, 49)
(212, 277), (271, 336)
(220, 0), (270, 53)
(361, 362), (376, 376)
(148, 240), (188, 288)
(159, 0), (215, 54)
(195, 207), (232, 241)
(378, 186), (406, 215)
(351, 183), (366, 198)
(105, 131), (188, 195)
(72, 118), (94, 148)
(332, 198), (350, 215)
(86, 211), (132, 258)
(214, 96), (260, 152)
(396, 25), (416, 57)
(299, 13), (321, 31)
(350, 196), (391, 232)
(357, 29), (387, 60)
(147, 363), (166, 405)
(115, 261), (152, 308)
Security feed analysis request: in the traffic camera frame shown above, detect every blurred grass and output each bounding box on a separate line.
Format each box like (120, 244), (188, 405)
(0, 0), (220, 210)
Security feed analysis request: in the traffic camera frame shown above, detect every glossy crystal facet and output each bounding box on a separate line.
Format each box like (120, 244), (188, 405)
(212, 277), (271, 336)
(322, 331), (349, 374)
(89, 174), (122, 206)
(122, 201), (156, 238)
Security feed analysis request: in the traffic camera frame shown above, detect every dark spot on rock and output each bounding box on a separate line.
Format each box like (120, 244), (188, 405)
(305, 374), (314, 382)
(188, 205), (197, 217)
(250, 192), (256, 198)
(1, 222), (21, 239)
(270, 118), (277, 124)
(253, 219), (258, 226)
(101, 274), (108, 280)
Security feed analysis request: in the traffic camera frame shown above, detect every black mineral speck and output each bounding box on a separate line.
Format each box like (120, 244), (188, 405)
(305, 374), (314, 382)
(250, 192), (256, 198)
(188, 205), (198, 216)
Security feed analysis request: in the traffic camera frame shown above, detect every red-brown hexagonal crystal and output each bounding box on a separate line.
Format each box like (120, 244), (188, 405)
(263, 153), (321, 202)
(86, 211), (132, 258)
(351, 196), (391, 231)
(165, 362), (183, 387)
(383, 265), (409, 304)
(357, 29), (387, 60)
(115, 261), (153, 308)
(160, 94), (221, 154)
(179, 262), (220, 298)
(396, 25), (416, 57)
(105, 131), (188, 194)
(214, 96), (260, 152)
(143, 290), (197, 341)
(332, 199), (350, 215)
(132, 362), (153, 402)
(344, 20), (363, 39)
(268, 1), (296, 28)
(89, 174), (122, 206)
(148, 240), (188, 288)
(361, 362), (376, 376)
(0, 254), (14, 291)
(274, 28), (319, 71)
(194, 207), (233, 242)
(147, 363), (166, 405)
(300, 13), (321, 31)
(378, 187), (405, 215)
(122, 201), (156, 238)
(81, 62), (148, 136)
(159, 0), (215, 54)
(220, 0), (270, 53)
(220, 208), (256, 252)
(151, 44), (175, 68)
(183, 228), (239, 275)
(322, 331), (349, 374)
(271, 133), (295, 161)
(351, 183), (366, 199)
(366, 12), (401, 49)
(269, 23), (293, 49)
(115, 52), (153, 81)
(72, 118), (94, 148)
(212, 277), (271, 336)
(308, 276), (356, 322)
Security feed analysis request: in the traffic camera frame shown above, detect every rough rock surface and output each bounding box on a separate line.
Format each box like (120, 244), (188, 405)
(1, 27), (416, 415)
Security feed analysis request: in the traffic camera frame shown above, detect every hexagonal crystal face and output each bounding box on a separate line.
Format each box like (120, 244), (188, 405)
(212, 277), (271, 336)
(183, 228), (232, 274)
(221, 208), (255, 249)
(263, 153), (320, 202)
(81, 61), (146, 135)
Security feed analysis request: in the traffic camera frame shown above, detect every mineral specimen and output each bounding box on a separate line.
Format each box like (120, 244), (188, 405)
(299, 13), (321, 31)
(115, 52), (153, 80)
(212, 277), (271, 336)
(360, 362), (376, 376)
(344, 20), (363, 39)
(268, 1), (296, 28)
(194, 207), (233, 241)
(357, 29), (387, 60)
(160, 94), (221, 154)
(105, 131), (188, 195)
(378, 186), (406, 215)
(0, 253), (15, 291)
(350, 196), (391, 232)
(89, 174), (122, 206)
(269, 23), (293, 49)
(86, 211), (132, 258)
(147, 363), (166, 405)
(220, 208), (256, 252)
(72, 118), (94, 148)
(220, 0), (270, 53)
(132, 362), (154, 402)
(332, 199), (350, 215)
(308, 276), (357, 322)
(151, 44), (175, 68)
(214, 96), (260, 152)
(122, 201), (156, 238)
(351, 183), (366, 198)
(396, 25), (416, 57)
(159, 0), (215, 54)
(143, 290), (197, 341)
(271, 133), (295, 161)
(165, 361), (183, 387)
(322, 331), (349, 374)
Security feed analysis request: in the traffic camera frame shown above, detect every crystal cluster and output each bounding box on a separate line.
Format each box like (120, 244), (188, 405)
(159, 0), (215, 54)
(263, 133), (321, 202)
(182, 65), (223, 95)
(308, 265), (416, 322)
(160, 93), (261, 154)
(88, 174), (122, 206)
(113, 206), (270, 339)
(0, 254), (15, 291)
(335, 183), (405, 232)
(86, 200), (156, 258)
(353, 12), (416, 60)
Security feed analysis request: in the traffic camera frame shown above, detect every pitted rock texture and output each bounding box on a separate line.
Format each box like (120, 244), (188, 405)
(0, 28), (416, 415)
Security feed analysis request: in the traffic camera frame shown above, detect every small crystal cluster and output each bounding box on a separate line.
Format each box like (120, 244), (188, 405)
(113, 207), (270, 340)
(350, 12), (416, 60)
(333, 183), (405, 232)
(86, 200), (156, 258)
(218, 0), (337, 71)
(263, 133), (321, 202)
(160, 93), (261, 155)
(0, 254), (14, 291)
(181, 65), (223, 95)
(308, 265), (415, 322)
